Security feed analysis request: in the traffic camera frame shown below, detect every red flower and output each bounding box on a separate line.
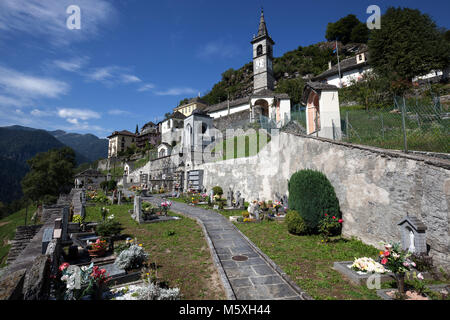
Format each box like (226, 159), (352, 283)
(381, 258), (388, 265)
(332, 216), (336, 220)
(338, 219), (343, 223)
(324, 214), (328, 217)
(384, 251), (390, 257)
(59, 263), (70, 271)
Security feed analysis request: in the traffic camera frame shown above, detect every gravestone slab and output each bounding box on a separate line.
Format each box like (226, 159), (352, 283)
(41, 228), (54, 254)
(102, 263), (126, 278)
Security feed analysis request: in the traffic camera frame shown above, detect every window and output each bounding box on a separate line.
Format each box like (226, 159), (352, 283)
(257, 44), (263, 56)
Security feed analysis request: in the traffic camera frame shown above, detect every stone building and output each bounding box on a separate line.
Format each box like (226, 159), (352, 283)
(159, 111), (186, 146)
(74, 169), (106, 188)
(312, 50), (372, 88)
(173, 97), (208, 117)
(136, 121), (160, 149)
(107, 130), (137, 158)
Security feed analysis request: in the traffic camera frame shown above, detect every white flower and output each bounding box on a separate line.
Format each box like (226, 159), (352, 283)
(108, 214), (115, 220)
(417, 273), (424, 280)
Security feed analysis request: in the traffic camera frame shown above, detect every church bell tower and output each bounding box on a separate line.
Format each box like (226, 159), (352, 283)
(251, 9), (275, 93)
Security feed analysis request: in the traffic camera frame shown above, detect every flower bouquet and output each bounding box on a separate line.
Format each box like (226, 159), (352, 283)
(351, 257), (387, 274)
(379, 242), (416, 294)
(160, 200), (172, 215)
(59, 262), (110, 300)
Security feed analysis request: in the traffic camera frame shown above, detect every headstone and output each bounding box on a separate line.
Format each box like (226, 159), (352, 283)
(80, 205), (86, 221)
(117, 190), (122, 205)
(133, 195), (143, 224)
(226, 187), (233, 207)
(234, 191), (241, 208)
(22, 255), (51, 300)
(62, 207), (69, 241)
(112, 190), (117, 204)
(281, 195), (288, 208)
(81, 191), (86, 205)
(398, 215), (428, 254)
(274, 192), (282, 203)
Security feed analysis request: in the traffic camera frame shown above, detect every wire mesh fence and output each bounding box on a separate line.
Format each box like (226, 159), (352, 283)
(341, 95), (449, 154)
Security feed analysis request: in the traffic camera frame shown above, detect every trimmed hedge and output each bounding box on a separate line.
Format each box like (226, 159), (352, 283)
(212, 186), (223, 196)
(288, 169), (340, 231)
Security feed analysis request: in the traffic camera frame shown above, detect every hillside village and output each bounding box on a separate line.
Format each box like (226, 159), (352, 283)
(0, 6), (449, 304)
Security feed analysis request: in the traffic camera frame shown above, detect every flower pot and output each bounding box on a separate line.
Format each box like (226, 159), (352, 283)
(88, 248), (106, 258)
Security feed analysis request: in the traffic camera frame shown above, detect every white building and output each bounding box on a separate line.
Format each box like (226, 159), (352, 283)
(302, 82), (342, 140)
(312, 50), (372, 88)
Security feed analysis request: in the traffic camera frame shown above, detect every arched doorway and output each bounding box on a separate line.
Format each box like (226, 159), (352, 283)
(254, 99), (269, 117)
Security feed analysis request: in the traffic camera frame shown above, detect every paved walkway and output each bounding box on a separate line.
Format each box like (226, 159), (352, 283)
(145, 196), (311, 300)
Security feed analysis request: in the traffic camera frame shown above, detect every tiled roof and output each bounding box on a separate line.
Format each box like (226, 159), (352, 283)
(305, 82), (338, 91)
(312, 53), (370, 80)
(108, 130), (136, 138)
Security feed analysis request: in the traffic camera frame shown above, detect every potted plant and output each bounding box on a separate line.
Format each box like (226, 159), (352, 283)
(160, 200), (172, 216)
(88, 238), (108, 257)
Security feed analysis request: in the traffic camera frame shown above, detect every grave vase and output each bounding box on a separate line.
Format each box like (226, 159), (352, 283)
(395, 273), (406, 294)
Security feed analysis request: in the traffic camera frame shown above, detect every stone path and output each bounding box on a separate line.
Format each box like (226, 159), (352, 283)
(72, 188), (83, 216)
(145, 196), (311, 300)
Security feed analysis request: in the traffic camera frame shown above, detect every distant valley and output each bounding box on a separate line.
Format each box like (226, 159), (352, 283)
(0, 125), (108, 204)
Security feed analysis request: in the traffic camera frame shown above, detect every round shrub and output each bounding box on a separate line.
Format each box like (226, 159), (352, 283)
(212, 186), (223, 196)
(288, 169), (340, 232)
(286, 210), (308, 235)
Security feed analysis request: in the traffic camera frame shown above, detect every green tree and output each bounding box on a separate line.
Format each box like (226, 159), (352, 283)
(275, 78), (306, 106)
(369, 7), (450, 89)
(164, 112), (172, 119)
(326, 14), (365, 44)
(445, 30), (450, 42)
(21, 147), (76, 203)
(350, 23), (369, 43)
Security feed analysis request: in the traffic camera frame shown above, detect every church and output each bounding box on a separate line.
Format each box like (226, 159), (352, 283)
(164, 9), (292, 135)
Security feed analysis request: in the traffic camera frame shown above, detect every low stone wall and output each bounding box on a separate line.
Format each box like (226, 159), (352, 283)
(194, 132), (450, 271)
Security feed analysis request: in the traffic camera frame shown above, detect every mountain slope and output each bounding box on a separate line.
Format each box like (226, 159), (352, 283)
(49, 130), (108, 162)
(0, 126), (90, 203)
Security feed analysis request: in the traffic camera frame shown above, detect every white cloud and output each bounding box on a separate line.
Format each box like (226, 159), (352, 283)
(155, 87), (197, 96)
(54, 57), (89, 72)
(121, 74), (141, 84)
(108, 109), (131, 116)
(31, 109), (55, 117)
(138, 83), (156, 92)
(197, 38), (240, 59)
(0, 94), (27, 107)
(87, 66), (118, 82)
(0, 0), (117, 46)
(0, 66), (69, 105)
(58, 108), (101, 121)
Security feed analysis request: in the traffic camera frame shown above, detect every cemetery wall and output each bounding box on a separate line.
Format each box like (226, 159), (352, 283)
(195, 132), (450, 270)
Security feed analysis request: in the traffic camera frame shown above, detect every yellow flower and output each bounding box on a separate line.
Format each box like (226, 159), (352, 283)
(139, 244), (143, 247)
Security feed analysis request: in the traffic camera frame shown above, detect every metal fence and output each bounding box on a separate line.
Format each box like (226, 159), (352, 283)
(341, 95), (449, 154)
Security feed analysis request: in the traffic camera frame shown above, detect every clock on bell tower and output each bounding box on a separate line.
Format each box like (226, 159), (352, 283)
(251, 9), (275, 93)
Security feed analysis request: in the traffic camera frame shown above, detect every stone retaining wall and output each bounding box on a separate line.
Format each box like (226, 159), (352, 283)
(194, 132), (450, 270)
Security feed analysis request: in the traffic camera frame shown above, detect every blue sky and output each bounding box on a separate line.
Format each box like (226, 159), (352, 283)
(0, 0), (448, 138)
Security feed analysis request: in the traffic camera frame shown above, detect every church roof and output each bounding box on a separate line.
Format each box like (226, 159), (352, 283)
(107, 130), (136, 138)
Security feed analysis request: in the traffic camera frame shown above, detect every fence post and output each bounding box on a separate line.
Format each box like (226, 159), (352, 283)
(401, 96), (408, 153)
(346, 111), (349, 139)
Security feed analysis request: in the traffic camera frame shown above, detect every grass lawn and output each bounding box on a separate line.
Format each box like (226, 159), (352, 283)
(85, 203), (226, 300)
(235, 220), (384, 300)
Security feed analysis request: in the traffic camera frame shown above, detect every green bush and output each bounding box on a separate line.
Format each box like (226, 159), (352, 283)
(212, 186), (223, 196)
(286, 210), (309, 235)
(96, 220), (123, 237)
(288, 169), (340, 231)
